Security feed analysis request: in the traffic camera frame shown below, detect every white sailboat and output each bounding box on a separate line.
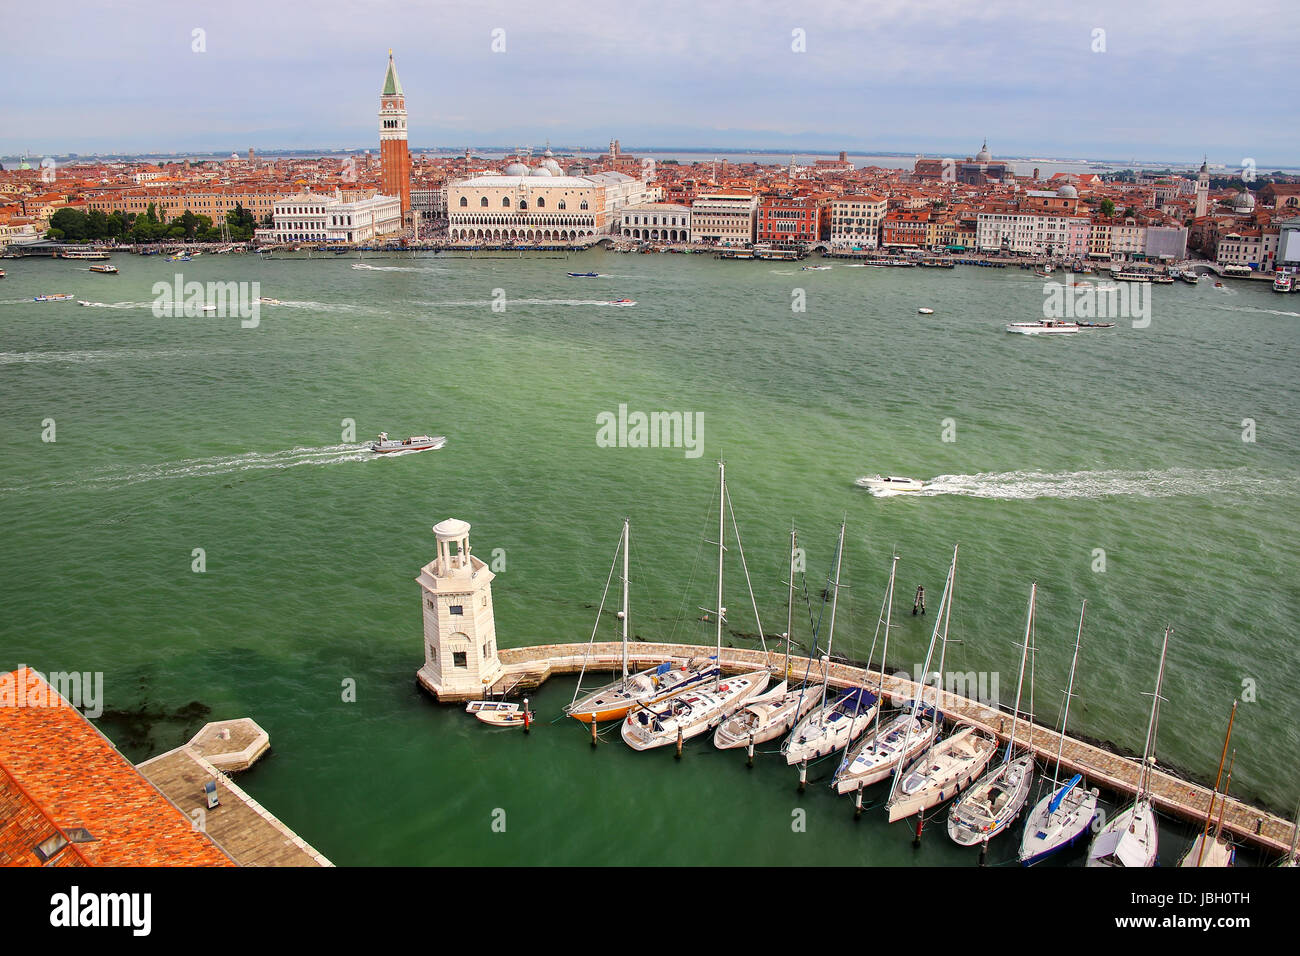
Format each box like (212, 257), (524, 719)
(781, 523), (879, 765)
(714, 528), (819, 749)
(565, 519), (718, 725)
(1179, 701), (1238, 868)
(1018, 601), (1100, 864)
(948, 582), (1038, 846)
(885, 545), (998, 823)
(1086, 626), (1172, 868)
(832, 553), (938, 793)
(621, 461), (771, 751)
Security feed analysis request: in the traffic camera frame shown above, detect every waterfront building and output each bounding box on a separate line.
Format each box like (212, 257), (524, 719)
(620, 202), (691, 242)
(690, 193), (757, 246)
(446, 171), (644, 241)
(756, 193), (821, 246)
(976, 192), (1090, 257)
(87, 186), (295, 222)
(271, 191), (402, 243)
(416, 520), (503, 700)
(1216, 226), (1277, 271)
(379, 51), (412, 219)
(881, 209), (931, 249)
(828, 194), (886, 247)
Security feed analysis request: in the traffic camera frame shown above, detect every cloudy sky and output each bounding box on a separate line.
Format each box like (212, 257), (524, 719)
(5, 0), (1295, 165)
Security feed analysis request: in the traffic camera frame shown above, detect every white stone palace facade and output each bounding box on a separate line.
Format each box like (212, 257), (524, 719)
(447, 170), (646, 242)
(620, 202), (692, 242)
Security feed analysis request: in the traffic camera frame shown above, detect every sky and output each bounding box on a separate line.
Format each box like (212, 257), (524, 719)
(3, 0), (1295, 166)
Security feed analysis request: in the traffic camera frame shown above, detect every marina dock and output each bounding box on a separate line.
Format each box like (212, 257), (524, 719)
(449, 641), (1298, 858)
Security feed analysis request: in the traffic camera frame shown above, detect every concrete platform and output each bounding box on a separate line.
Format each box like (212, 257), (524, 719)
(186, 718), (270, 772)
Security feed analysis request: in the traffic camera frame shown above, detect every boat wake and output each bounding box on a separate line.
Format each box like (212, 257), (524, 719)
(351, 262), (446, 273)
(2, 443), (423, 496)
(419, 298), (626, 307)
(863, 468), (1292, 500)
(0, 348), (199, 364)
(1214, 304), (1300, 318)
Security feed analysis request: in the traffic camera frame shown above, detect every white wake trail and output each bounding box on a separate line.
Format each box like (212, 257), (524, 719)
(860, 468), (1293, 500)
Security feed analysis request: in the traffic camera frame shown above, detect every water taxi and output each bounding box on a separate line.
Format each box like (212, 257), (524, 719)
(370, 432), (447, 454)
(1274, 273), (1294, 293)
(856, 475), (927, 493)
(1178, 270), (1200, 285)
(1006, 319), (1079, 335)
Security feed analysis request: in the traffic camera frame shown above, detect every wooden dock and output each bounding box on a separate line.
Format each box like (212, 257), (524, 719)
(469, 641), (1297, 859)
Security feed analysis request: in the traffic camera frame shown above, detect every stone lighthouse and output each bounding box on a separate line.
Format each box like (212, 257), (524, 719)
(416, 519), (503, 701)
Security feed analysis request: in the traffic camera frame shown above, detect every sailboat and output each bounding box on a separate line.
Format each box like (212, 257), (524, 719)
(947, 582), (1038, 846)
(714, 527), (819, 749)
(885, 545), (998, 823)
(781, 523), (879, 765)
(1086, 626), (1172, 867)
(564, 519), (718, 724)
(1180, 701), (1238, 867)
(1018, 600), (1100, 864)
(621, 462), (771, 751)
(833, 554), (939, 793)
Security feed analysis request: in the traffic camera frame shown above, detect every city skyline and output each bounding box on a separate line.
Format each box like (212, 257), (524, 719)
(6, 0), (1297, 165)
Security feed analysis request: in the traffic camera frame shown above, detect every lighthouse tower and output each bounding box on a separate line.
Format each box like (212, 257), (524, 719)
(379, 50), (412, 220)
(416, 519), (503, 700)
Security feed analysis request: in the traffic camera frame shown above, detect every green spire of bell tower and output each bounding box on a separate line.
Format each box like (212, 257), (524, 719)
(382, 49), (404, 97)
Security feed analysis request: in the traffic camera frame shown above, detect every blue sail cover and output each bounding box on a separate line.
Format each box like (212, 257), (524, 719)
(1048, 774), (1082, 815)
(655, 662), (673, 676)
(838, 687), (879, 713)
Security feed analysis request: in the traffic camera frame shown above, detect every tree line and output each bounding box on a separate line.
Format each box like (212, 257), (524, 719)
(46, 204), (262, 243)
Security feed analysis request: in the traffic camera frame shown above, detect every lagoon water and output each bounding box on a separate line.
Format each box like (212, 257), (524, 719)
(1, 250), (1297, 865)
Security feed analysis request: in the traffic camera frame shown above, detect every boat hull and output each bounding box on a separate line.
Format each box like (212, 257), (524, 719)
(565, 661), (720, 724)
(832, 712), (937, 793)
(886, 727), (997, 822)
(782, 690), (879, 764)
(621, 671), (770, 751)
(1018, 784), (1099, 865)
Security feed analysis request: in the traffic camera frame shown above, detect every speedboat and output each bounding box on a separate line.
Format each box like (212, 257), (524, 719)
(34, 293), (75, 302)
(258, 297), (283, 305)
(856, 475), (927, 493)
(369, 432), (447, 454)
(608, 298), (636, 307)
(1006, 320), (1078, 335)
(167, 254), (191, 262)
(917, 308), (934, 315)
(802, 265), (831, 271)
(567, 271), (599, 277)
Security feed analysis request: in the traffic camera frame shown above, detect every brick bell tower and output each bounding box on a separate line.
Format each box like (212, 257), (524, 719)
(379, 49), (411, 220)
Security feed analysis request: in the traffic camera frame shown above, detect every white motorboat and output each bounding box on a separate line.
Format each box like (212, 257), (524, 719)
(917, 308), (934, 315)
(1019, 602), (1100, 865)
(856, 474), (927, 493)
(1007, 320), (1079, 335)
(608, 298), (636, 307)
(475, 705), (535, 727)
(802, 265), (831, 271)
(258, 297), (283, 305)
(369, 432), (447, 454)
(465, 699), (519, 715)
(1087, 627), (1171, 867)
(622, 670), (771, 750)
(565, 520), (719, 724)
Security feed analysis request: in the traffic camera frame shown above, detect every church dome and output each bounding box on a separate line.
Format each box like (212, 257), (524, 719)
(1056, 184), (1078, 199)
(529, 166), (552, 176)
(1233, 190), (1255, 211)
(503, 161), (528, 177)
(975, 141), (992, 163)
(541, 159), (562, 174)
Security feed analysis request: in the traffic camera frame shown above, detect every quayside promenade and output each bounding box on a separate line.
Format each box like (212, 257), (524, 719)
(439, 641), (1297, 858)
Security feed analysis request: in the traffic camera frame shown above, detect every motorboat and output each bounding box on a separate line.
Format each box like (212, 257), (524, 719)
(802, 265), (831, 271)
(258, 297), (283, 305)
(608, 298), (636, 307)
(1006, 320), (1079, 335)
(473, 702), (535, 727)
(917, 308), (934, 315)
(1274, 273), (1294, 293)
(856, 475), (927, 493)
(34, 293), (75, 302)
(1074, 321), (1115, 329)
(89, 264), (118, 274)
(369, 432), (447, 454)
(567, 271), (600, 277)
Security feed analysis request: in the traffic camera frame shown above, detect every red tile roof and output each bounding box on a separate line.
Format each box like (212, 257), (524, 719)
(0, 668), (234, 866)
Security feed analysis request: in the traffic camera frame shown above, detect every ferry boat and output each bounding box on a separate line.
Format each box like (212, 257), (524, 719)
(1178, 270), (1200, 285)
(856, 475), (927, 493)
(59, 249), (109, 261)
(608, 298), (636, 307)
(1006, 319), (1079, 335)
(369, 432), (447, 454)
(89, 263), (118, 274)
(567, 271), (599, 277)
(34, 293), (75, 302)
(1274, 273), (1294, 293)
(1112, 270), (1152, 283)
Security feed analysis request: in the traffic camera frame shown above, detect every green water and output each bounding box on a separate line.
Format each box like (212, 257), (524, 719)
(2, 251), (1297, 866)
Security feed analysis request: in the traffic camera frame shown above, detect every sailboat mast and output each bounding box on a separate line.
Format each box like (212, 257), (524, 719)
(871, 555), (899, 742)
(933, 545), (958, 720)
(1211, 749), (1236, 842)
(784, 527), (797, 678)
(1137, 626), (1171, 801)
(1197, 700), (1237, 866)
(1051, 601), (1086, 788)
(820, 522), (846, 708)
(621, 518), (630, 683)
(715, 461), (726, 689)
(1005, 583), (1035, 761)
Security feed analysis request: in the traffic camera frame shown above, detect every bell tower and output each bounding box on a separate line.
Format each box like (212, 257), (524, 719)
(1195, 156), (1210, 218)
(416, 519), (503, 701)
(379, 49), (412, 220)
